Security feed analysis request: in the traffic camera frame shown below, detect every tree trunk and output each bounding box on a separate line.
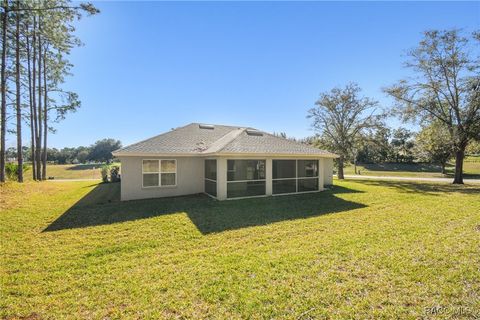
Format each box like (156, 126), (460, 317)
(15, 6), (23, 182)
(42, 48), (47, 180)
(36, 19), (42, 180)
(338, 156), (345, 179)
(26, 28), (36, 180)
(0, 3), (8, 183)
(453, 147), (465, 184)
(32, 15), (38, 180)
(441, 162), (446, 175)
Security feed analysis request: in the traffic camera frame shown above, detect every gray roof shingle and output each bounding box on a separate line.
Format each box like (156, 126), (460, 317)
(113, 123), (337, 157)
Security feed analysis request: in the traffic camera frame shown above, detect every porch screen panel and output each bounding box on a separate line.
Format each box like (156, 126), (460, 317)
(272, 159), (319, 194)
(272, 160), (296, 194)
(205, 159), (217, 197)
(227, 160), (266, 198)
(297, 160), (319, 192)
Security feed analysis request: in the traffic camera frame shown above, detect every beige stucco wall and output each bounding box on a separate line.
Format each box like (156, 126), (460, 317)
(323, 157), (334, 186)
(119, 155), (335, 201)
(118, 156), (204, 201)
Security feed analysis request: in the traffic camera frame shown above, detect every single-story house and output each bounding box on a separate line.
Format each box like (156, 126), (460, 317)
(112, 123), (338, 201)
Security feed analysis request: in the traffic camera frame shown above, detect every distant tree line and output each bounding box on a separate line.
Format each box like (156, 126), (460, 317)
(5, 138), (121, 164)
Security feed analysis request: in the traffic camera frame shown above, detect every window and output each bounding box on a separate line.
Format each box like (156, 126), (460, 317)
(205, 159), (217, 197)
(142, 159), (176, 187)
(227, 160), (266, 198)
(272, 159), (319, 194)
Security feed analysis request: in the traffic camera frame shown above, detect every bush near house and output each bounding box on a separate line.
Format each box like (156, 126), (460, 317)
(101, 164), (121, 183)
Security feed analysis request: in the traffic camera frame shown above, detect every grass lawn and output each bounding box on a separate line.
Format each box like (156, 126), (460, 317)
(21, 164), (103, 181)
(1, 179), (479, 319)
(344, 157), (480, 179)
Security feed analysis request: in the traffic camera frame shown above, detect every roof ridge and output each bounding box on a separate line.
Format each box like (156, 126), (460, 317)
(202, 127), (246, 154)
(216, 128), (336, 156)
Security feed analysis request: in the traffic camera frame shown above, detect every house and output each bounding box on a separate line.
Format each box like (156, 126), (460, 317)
(112, 123), (338, 201)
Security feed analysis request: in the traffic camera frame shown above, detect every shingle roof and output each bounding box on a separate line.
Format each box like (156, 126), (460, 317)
(113, 123), (337, 157)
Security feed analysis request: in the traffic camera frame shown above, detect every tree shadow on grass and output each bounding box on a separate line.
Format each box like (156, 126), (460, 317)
(360, 162), (480, 179)
(353, 179), (480, 195)
(362, 163), (442, 173)
(43, 184), (366, 234)
(66, 164), (101, 171)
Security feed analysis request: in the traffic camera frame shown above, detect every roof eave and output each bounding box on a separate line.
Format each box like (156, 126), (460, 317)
(112, 151), (339, 158)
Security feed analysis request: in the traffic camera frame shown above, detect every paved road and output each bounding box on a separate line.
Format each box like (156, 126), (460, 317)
(344, 175), (480, 184)
(48, 178), (101, 182)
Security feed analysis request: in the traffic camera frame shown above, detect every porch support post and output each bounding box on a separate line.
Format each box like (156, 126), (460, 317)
(266, 158), (272, 196)
(217, 157), (227, 200)
(318, 158), (325, 190)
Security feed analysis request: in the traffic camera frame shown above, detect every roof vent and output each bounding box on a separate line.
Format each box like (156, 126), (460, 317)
(246, 129), (263, 136)
(199, 124), (214, 130)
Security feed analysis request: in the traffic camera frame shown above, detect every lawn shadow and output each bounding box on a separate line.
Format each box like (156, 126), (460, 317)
(362, 163), (441, 173)
(66, 164), (101, 171)
(43, 184), (366, 234)
(353, 179), (480, 195)
(360, 162), (480, 179)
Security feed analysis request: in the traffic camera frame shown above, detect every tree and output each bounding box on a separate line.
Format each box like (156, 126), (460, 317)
(466, 140), (480, 155)
(390, 128), (415, 163)
(88, 139), (122, 163)
(14, 1), (22, 182)
(415, 121), (452, 174)
(356, 125), (393, 164)
(308, 83), (383, 179)
(0, 0), (8, 182)
(0, 0), (98, 182)
(385, 30), (480, 184)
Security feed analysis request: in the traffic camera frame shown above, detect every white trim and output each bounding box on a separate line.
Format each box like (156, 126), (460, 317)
(142, 159), (177, 188)
(225, 194), (269, 201)
(272, 189), (323, 197)
(227, 179), (265, 183)
(205, 178), (217, 183)
(114, 152), (339, 159)
(204, 192), (217, 200)
(223, 188), (324, 200)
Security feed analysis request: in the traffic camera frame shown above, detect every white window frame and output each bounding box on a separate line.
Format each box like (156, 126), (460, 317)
(142, 159), (177, 188)
(272, 159), (319, 195)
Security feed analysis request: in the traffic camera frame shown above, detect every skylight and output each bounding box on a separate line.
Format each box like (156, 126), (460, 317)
(199, 124), (214, 130)
(246, 129), (263, 136)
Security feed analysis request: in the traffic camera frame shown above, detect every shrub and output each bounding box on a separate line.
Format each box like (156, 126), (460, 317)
(110, 165), (121, 182)
(5, 163), (29, 181)
(101, 164), (121, 183)
(101, 165), (110, 183)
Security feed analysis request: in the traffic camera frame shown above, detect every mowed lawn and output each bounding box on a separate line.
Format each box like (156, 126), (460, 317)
(344, 157), (480, 179)
(1, 179), (479, 319)
(21, 164), (103, 181)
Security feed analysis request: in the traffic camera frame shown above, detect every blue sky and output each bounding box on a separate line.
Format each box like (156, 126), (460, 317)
(12, 1), (479, 149)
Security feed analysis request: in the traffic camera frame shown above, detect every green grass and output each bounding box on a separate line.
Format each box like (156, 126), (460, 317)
(20, 164), (103, 181)
(344, 159), (480, 179)
(1, 180), (479, 319)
